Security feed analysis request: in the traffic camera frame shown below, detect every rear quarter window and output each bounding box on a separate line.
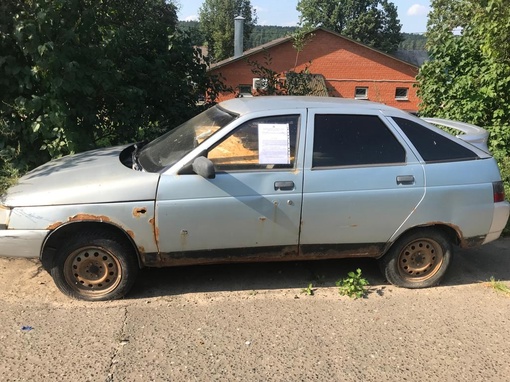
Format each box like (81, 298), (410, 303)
(392, 117), (479, 163)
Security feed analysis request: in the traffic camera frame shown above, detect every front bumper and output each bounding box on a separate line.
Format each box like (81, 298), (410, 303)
(0, 229), (49, 258)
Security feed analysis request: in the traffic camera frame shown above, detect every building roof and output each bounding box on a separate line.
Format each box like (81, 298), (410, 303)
(208, 27), (419, 71)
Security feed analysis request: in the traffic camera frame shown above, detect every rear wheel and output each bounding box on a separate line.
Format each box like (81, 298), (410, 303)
(50, 232), (139, 301)
(380, 229), (453, 288)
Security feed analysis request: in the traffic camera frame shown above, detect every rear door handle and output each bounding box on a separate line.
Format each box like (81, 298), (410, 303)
(274, 181), (295, 191)
(396, 175), (415, 185)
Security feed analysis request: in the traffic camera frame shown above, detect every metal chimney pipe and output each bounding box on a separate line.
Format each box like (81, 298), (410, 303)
(234, 16), (245, 58)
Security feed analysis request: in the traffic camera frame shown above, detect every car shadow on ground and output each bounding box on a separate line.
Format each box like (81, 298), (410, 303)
(128, 239), (510, 300)
(130, 257), (383, 299)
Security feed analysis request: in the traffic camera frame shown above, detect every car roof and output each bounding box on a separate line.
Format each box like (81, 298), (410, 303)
(218, 96), (492, 158)
(219, 96), (403, 116)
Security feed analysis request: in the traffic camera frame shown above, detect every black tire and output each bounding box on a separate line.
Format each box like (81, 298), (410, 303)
(380, 228), (453, 289)
(50, 232), (139, 301)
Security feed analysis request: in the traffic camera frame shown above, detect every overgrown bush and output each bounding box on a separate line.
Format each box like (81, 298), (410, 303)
(417, 0), (510, 232)
(0, 0), (224, 193)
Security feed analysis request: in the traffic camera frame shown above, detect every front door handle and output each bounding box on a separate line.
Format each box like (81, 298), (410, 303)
(396, 175), (415, 185)
(274, 181), (295, 191)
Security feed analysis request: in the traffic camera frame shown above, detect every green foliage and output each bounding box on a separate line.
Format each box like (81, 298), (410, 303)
(247, 53), (323, 97)
(0, 0), (222, 182)
(296, 0), (403, 53)
(290, 25), (316, 68)
(301, 283), (315, 296)
(248, 54), (286, 95)
(199, 0), (257, 62)
(286, 70), (316, 96)
(178, 20), (205, 46)
(0, 149), (23, 195)
(417, 0), (510, 206)
(336, 268), (369, 299)
(486, 276), (510, 296)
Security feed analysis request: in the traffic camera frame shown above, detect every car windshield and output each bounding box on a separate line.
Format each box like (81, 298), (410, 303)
(138, 106), (238, 172)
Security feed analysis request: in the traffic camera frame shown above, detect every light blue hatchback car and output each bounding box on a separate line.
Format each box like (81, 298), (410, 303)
(1, 97), (508, 300)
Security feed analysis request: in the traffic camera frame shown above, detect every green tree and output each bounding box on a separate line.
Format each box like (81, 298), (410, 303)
(199, 0), (257, 62)
(0, 0), (220, 186)
(297, 0), (403, 53)
(178, 20), (205, 46)
(417, 0), (510, 193)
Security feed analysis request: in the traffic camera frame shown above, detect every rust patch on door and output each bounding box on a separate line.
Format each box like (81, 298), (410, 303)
(133, 207), (148, 218)
(149, 217), (159, 244)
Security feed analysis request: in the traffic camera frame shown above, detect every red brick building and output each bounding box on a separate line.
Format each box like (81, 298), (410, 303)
(208, 28), (420, 112)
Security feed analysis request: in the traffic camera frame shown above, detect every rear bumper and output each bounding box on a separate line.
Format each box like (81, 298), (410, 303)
(0, 229), (49, 258)
(483, 201), (510, 244)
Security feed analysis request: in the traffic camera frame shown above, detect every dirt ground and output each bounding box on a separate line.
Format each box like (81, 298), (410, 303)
(0, 239), (509, 381)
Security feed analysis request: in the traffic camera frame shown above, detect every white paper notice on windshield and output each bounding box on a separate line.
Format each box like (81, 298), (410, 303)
(258, 123), (290, 164)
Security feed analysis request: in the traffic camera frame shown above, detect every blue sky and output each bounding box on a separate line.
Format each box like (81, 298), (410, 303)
(176, 0), (431, 34)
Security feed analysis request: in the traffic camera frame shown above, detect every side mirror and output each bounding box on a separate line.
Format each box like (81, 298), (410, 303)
(192, 156), (216, 179)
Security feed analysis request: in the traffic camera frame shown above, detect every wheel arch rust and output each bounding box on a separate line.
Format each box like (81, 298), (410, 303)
(40, 220), (143, 271)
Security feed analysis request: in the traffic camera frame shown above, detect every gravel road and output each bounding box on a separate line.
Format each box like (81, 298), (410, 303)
(1, 239), (509, 381)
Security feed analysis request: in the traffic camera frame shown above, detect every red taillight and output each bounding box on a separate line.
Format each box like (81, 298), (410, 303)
(493, 181), (506, 203)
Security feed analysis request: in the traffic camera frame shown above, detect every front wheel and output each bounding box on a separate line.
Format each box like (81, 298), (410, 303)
(50, 232), (139, 301)
(380, 229), (453, 289)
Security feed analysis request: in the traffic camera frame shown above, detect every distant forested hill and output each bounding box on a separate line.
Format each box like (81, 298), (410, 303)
(399, 33), (427, 50)
(178, 21), (296, 49)
(247, 26), (297, 49)
(178, 21), (426, 52)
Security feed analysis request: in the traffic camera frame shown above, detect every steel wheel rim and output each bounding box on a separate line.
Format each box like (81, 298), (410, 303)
(64, 246), (122, 296)
(397, 238), (444, 282)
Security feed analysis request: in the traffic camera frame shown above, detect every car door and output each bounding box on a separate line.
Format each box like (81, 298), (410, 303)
(155, 111), (306, 262)
(299, 110), (425, 257)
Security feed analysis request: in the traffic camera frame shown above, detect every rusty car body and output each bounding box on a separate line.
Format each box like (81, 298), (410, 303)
(0, 96), (508, 300)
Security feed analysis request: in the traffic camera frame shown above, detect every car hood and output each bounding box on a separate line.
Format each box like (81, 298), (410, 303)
(2, 145), (161, 207)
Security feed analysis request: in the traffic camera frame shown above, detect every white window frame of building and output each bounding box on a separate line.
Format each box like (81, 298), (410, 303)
(238, 84), (253, 97)
(252, 78), (269, 91)
(395, 87), (409, 100)
(354, 87), (368, 100)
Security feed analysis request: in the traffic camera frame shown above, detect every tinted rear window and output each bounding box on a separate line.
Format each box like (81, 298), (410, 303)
(392, 117), (479, 163)
(313, 115), (405, 167)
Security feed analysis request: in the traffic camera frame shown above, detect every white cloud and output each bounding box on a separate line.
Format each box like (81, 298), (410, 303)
(184, 14), (199, 22)
(252, 5), (265, 14)
(407, 4), (429, 16)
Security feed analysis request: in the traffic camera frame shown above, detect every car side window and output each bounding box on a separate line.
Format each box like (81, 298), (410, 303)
(392, 117), (479, 163)
(208, 115), (299, 171)
(313, 114), (406, 168)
